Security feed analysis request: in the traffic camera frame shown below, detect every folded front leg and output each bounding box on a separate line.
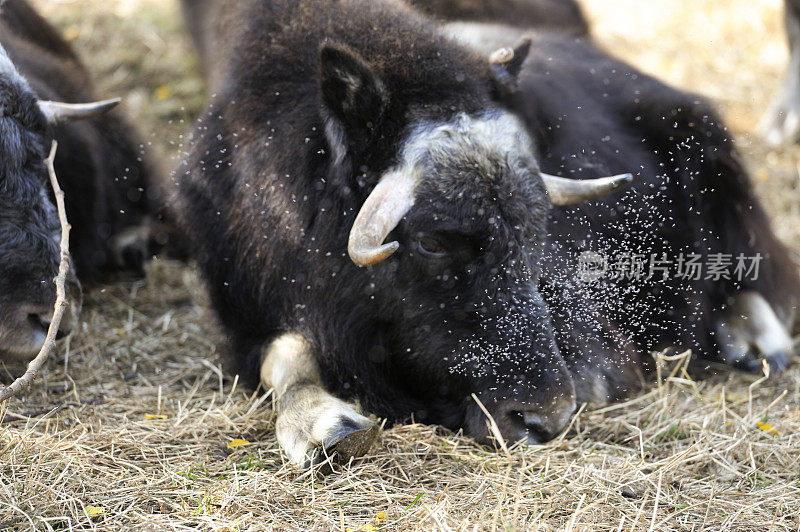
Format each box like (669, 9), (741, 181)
(260, 333), (378, 466)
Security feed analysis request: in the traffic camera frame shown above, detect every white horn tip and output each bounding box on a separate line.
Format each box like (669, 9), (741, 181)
(489, 47), (514, 65)
(38, 97), (122, 125)
(610, 173), (633, 188)
(88, 97), (122, 113)
(349, 241), (400, 267)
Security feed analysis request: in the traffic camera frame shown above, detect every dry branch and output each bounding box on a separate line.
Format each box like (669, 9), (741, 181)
(0, 141), (71, 403)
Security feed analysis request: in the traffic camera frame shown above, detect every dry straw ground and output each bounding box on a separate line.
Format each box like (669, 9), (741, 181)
(2, 0), (800, 529)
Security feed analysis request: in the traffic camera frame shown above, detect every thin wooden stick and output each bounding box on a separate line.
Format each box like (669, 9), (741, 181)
(0, 141), (71, 402)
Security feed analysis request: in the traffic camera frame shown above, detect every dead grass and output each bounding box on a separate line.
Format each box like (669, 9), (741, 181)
(1, 0), (800, 529)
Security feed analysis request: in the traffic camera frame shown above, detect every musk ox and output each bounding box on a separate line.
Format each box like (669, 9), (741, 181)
(1, 0), (163, 362)
(175, 0), (799, 465)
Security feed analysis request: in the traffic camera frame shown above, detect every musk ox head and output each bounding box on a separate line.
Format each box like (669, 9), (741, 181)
(0, 45), (116, 361)
(318, 40), (630, 444)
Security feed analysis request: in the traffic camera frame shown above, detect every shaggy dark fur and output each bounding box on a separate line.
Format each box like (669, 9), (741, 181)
(176, 0), (799, 443)
(1, 0), (165, 360)
(0, 0), (163, 283)
(0, 44), (82, 357)
(506, 35), (800, 372)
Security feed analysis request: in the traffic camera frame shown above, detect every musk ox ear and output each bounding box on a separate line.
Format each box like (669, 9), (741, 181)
(489, 38), (533, 96)
(319, 43), (388, 159)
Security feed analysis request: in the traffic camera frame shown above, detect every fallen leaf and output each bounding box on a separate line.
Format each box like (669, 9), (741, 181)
(227, 439), (251, 449)
(756, 421), (779, 435)
(144, 414), (168, 420)
(85, 505), (104, 516)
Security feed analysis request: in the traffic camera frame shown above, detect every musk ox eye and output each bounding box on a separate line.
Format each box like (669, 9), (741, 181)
(417, 236), (447, 258)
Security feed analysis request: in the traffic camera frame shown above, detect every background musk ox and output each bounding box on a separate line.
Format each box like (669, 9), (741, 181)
(0, 0), (164, 362)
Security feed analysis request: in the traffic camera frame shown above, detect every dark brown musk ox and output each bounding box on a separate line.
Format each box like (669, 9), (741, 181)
(175, 0), (645, 466)
(176, 0), (799, 466)
(0, 0), (165, 364)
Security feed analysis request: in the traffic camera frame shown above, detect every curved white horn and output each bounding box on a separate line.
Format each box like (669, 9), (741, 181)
(541, 172), (632, 205)
(348, 169), (419, 267)
(38, 97), (121, 125)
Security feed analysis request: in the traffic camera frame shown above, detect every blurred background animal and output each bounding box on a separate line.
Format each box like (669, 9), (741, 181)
(0, 0), (166, 363)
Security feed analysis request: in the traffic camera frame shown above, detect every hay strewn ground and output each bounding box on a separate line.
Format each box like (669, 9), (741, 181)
(2, 0), (800, 529)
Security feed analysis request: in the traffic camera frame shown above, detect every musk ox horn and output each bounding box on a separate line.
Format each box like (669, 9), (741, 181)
(540, 172), (633, 205)
(489, 47), (515, 65)
(38, 97), (121, 125)
(348, 169), (419, 267)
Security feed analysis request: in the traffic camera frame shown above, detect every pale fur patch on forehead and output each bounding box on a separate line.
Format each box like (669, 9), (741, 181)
(398, 111), (535, 175)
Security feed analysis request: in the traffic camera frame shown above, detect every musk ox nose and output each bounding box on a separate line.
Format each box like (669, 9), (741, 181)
(31, 311), (73, 340)
(27, 274), (82, 341)
(467, 390), (577, 446)
(0, 303), (80, 361)
(496, 398), (577, 443)
(0, 274), (81, 360)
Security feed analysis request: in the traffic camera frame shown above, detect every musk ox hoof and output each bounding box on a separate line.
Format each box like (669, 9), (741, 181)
(325, 421), (380, 460)
(766, 351), (791, 374)
(737, 351), (790, 377)
(274, 383), (377, 468)
(716, 291), (794, 376)
(303, 423), (379, 470)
